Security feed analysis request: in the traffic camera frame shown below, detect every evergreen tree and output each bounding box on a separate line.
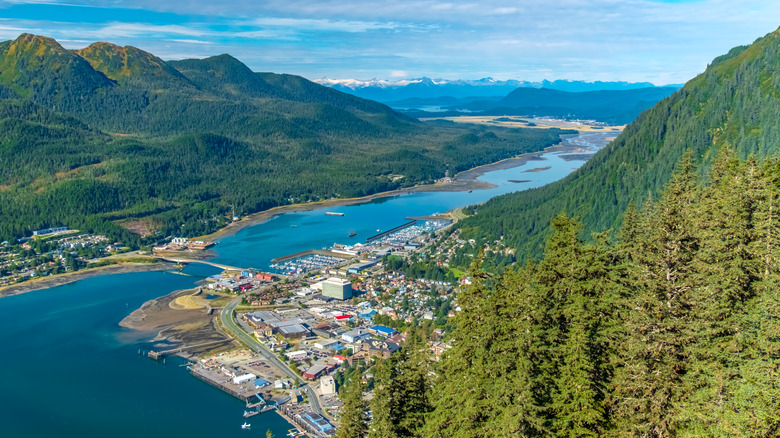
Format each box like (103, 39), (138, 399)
(337, 379), (368, 438)
(612, 154), (700, 437)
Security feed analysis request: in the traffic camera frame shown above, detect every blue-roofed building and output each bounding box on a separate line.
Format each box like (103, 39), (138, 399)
(369, 325), (397, 338)
(359, 309), (377, 320)
(303, 413), (333, 433)
(254, 378), (270, 388)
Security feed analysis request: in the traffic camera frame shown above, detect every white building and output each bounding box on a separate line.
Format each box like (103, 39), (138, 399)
(342, 328), (371, 344)
(320, 375), (336, 396)
(233, 373), (257, 385)
(314, 340), (339, 350)
(285, 350), (308, 361)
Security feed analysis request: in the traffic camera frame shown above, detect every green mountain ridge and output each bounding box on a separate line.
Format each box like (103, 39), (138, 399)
(0, 33), (568, 243)
(76, 41), (191, 86)
(457, 26), (780, 262)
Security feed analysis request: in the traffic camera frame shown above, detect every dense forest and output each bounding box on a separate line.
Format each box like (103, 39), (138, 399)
(338, 151), (780, 438)
(0, 34), (568, 244)
(456, 27), (780, 264)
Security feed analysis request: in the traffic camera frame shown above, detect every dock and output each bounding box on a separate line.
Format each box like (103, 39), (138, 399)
(271, 249), (354, 264)
(365, 220), (417, 243)
(188, 366), (251, 401)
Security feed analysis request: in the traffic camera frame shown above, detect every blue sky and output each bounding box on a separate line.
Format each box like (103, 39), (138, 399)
(0, 0), (778, 84)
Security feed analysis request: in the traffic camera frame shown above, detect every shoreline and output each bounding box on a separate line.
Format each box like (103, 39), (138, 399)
(0, 261), (177, 298)
(199, 132), (598, 242)
(0, 130), (613, 301)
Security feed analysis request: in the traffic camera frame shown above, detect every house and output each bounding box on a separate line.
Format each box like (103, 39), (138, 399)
(256, 272), (274, 281)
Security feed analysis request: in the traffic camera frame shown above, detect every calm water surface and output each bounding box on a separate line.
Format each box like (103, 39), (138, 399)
(0, 132), (613, 437)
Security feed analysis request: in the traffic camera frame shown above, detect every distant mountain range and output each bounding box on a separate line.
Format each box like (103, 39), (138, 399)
(457, 26), (780, 260)
(314, 76), (681, 102)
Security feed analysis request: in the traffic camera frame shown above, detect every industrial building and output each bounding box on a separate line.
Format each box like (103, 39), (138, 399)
(233, 373), (257, 384)
(322, 277), (353, 300)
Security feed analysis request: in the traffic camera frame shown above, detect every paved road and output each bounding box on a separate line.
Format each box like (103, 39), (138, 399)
(220, 298), (325, 417)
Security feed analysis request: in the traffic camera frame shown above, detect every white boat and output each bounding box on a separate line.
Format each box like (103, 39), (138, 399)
(241, 422), (251, 430)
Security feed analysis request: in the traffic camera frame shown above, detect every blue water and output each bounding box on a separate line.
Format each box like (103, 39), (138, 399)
(0, 132), (612, 436)
(0, 269), (293, 437)
(211, 132), (612, 270)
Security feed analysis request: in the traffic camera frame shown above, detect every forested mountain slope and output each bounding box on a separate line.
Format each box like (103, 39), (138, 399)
(0, 34), (567, 243)
(354, 152), (780, 437)
(457, 26), (780, 261)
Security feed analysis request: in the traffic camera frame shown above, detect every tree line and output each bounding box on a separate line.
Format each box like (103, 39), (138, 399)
(337, 150), (780, 437)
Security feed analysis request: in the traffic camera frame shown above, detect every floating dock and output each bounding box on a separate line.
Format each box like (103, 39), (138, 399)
(271, 249), (354, 264)
(325, 212), (344, 216)
(365, 220), (417, 243)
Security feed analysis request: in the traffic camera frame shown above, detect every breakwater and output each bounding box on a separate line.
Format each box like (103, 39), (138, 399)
(365, 220), (417, 243)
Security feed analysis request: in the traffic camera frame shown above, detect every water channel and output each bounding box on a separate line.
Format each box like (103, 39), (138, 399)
(0, 131), (614, 437)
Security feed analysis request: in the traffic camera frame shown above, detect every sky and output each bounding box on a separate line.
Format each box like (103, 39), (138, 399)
(0, 0), (779, 84)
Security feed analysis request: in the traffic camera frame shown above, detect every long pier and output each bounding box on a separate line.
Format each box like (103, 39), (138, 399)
(189, 366), (251, 401)
(365, 220), (417, 243)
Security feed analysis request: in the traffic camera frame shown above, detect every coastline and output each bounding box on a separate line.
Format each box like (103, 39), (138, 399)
(199, 132), (594, 242)
(120, 287), (235, 355)
(0, 130), (609, 301)
(0, 261), (177, 298)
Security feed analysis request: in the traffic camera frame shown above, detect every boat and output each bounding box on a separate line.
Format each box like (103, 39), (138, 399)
(241, 423), (251, 430)
(348, 232), (357, 237)
(325, 212), (344, 216)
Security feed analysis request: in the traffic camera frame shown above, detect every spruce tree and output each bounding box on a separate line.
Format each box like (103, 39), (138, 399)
(337, 379), (368, 438)
(612, 154), (700, 437)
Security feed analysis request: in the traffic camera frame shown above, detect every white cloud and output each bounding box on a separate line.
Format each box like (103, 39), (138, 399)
(251, 17), (400, 33)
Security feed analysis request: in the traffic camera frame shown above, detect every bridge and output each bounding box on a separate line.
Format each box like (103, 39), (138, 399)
(156, 257), (249, 272)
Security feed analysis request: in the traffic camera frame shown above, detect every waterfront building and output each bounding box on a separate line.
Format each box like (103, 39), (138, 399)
(322, 277), (353, 300)
(233, 373), (257, 384)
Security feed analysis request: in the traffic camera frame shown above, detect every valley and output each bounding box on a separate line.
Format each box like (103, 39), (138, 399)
(1, 4), (780, 437)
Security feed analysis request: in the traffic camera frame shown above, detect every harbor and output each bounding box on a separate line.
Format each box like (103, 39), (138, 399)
(0, 131), (617, 437)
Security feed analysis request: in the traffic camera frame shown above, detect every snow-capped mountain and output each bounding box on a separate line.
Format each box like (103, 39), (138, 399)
(313, 76), (676, 103)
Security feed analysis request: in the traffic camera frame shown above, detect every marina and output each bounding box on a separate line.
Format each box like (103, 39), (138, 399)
(0, 131), (616, 437)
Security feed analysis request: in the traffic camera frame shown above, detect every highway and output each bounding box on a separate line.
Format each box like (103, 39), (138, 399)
(219, 298), (325, 417)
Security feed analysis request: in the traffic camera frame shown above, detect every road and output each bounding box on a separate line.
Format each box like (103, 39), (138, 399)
(220, 298), (325, 417)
